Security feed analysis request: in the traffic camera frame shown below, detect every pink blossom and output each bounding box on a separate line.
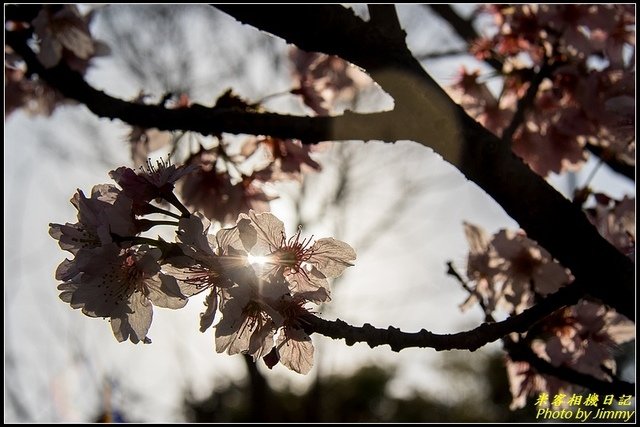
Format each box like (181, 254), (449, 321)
(512, 120), (587, 177)
(272, 294), (315, 374)
(506, 301), (634, 409)
(214, 278), (288, 360)
(56, 244), (187, 343)
(110, 157), (197, 208)
(256, 137), (321, 180)
(49, 184), (138, 255)
(586, 194), (635, 259)
(505, 355), (567, 410)
(5, 47), (69, 117)
(178, 150), (273, 225)
(234, 211), (356, 302)
(461, 222), (503, 312)
(32, 5), (95, 68)
(290, 47), (373, 115)
(460, 224), (571, 314)
(125, 93), (173, 168)
(493, 229), (571, 299)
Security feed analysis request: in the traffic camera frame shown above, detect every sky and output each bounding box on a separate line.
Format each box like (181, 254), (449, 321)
(4, 4), (635, 422)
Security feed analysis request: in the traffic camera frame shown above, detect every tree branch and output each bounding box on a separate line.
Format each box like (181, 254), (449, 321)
(448, 261), (635, 397)
(214, 5), (635, 321)
(504, 338), (635, 397)
(5, 30), (393, 144)
(303, 281), (583, 352)
(414, 49), (471, 62)
(426, 4), (503, 72)
(585, 143), (635, 182)
(367, 4), (405, 42)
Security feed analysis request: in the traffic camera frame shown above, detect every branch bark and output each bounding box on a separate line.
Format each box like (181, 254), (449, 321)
(303, 281), (584, 352)
(426, 4), (503, 72)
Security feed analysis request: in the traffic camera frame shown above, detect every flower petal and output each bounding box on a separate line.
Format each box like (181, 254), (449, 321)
(276, 327), (314, 374)
(111, 292), (153, 343)
(309, 238), (356, 278)
(146, 274), (187, 309)
(199, 289), (218, 332)
(463, 222), (491, 254)
(286, 267), (330, 302)
(177, 214), (214, 258)
(246, 211), (285, 255)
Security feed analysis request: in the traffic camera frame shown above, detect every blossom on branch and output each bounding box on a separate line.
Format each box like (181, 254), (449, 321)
(506, 301), (634, 409)
(290, 47), (373, 115)
(231, 211), (356, 302)
(32, 5), (95, 68)
(49, 184), (138, 255)
(461, 223), (572, 315)
(179, 149), (273, 225)
(56, 244), (187, 343)
(110, 157), (197, 218)
(214, 277), (288, 361)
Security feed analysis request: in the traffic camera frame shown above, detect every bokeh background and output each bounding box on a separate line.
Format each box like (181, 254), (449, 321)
(4, 4), (634, 422)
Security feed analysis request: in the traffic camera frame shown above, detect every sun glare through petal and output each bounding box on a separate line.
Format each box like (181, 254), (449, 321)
(247, 254), (269, 266)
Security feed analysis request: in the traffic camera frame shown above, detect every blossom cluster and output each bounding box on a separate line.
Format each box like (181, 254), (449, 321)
(50, 159), (356, 374)
(448, 4), (635, 177)
(6, 5), (109, 117)
(460, 222), (634, 409)
(124, 90), (323, 225)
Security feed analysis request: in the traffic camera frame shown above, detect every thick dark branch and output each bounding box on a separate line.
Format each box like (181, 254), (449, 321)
(505, 339), (635, 397)
(214, 5), (413, 103)
(426, 4), (503, 72)
(303, 281), (583, 352)
(367, 4), (405, 41)
(5, 30), (393, 144)
(216, 5), (635, 321)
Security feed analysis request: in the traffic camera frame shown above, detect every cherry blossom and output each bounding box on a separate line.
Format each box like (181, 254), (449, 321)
(214, 277), (288, 360)
(506, 301), (634, 409)
(49, 184), (138, 255)
(271, 294), (315, 374)
(249, 137), (322, 181)
(110, 157), (197, 215)
(290, 47), (373, 115)
(457, 5), (635, 177)
(586, 194), (635, 259)
(163, 214), (253, 331)
(126, 92), (173, 168)
(178, 149), (273, 225)
(56, 244), (187, 343)
(32, 5), (95, 69)
(492, 229), (572, 308)
(505, 355), (566, 410)
(5, 46), (69, 117)
(460, 223), (572, 315)
(232, 211), (356, 302)
(461, 222), (502, 312)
